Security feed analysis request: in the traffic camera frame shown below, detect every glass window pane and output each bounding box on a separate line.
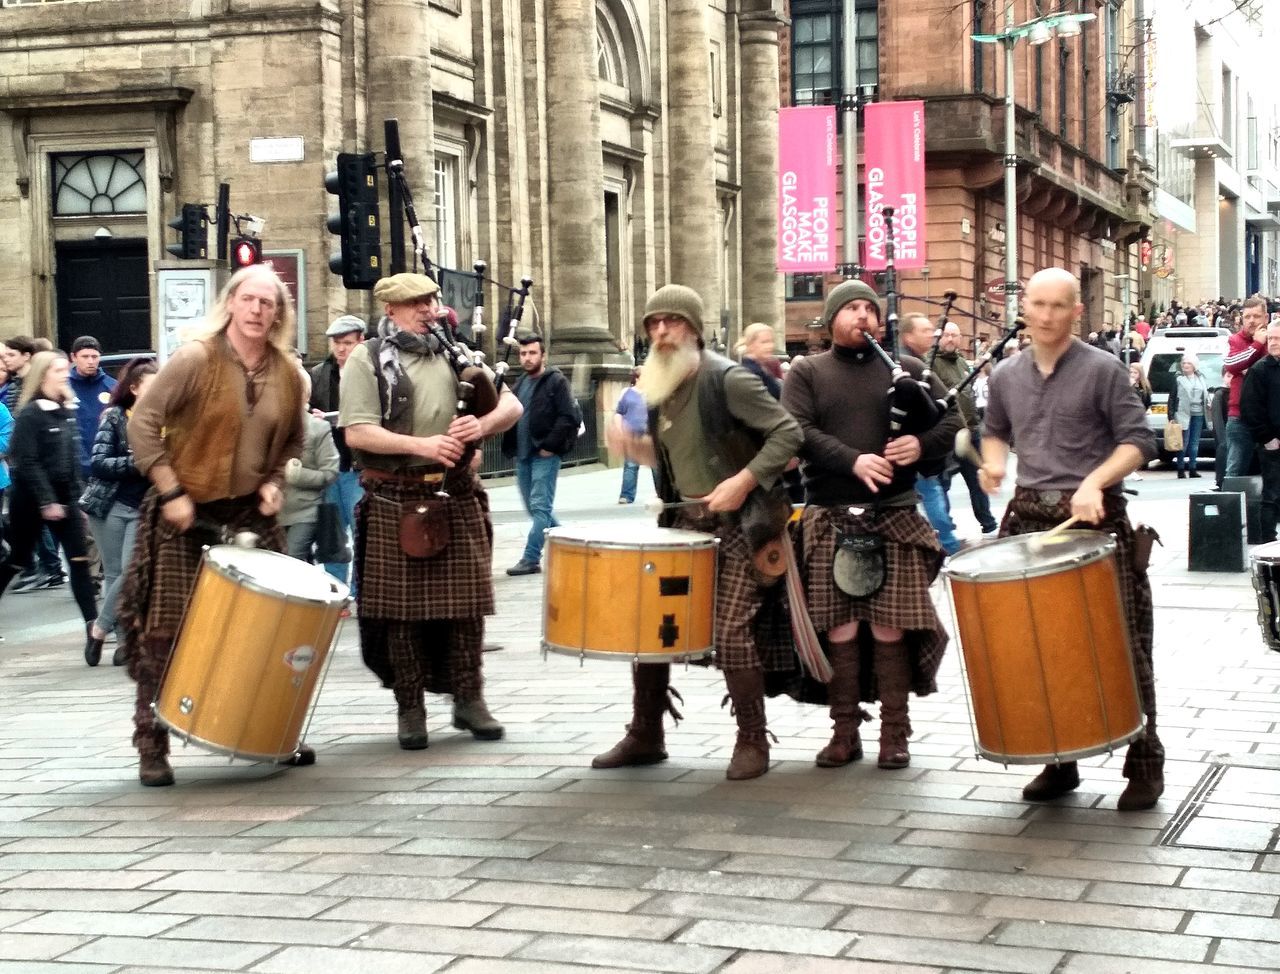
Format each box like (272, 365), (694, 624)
(51, 151), (146, 217)
(795, 17), (813, 44)
(813, 15), (831, 43)
(795, 48), (814, 75)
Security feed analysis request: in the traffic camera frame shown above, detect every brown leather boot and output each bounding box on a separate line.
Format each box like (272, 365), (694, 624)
(397, 707), (429, 750)
(874, 639), (912, 770)
(723, 669), (770, 780)
(452, 697), (504, 740)
(138, 747), (174, 787)
(816, 638), (864, 768)
(593, 664), (677, 768)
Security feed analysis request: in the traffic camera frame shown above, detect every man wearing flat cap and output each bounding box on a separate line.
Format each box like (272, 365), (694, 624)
(309, 315), (366, 590)
(781, 279), (958, 774)
(599, 283), (802, 781)
(339, 272), (521, 750)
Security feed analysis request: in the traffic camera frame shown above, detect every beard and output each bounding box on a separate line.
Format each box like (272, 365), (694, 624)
(638, 340), (701, 406)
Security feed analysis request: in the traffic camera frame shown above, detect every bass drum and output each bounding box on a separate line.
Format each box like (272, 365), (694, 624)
(543, 525), (718, 663)
(943, 531), (1143, 765)
(155, 546), (349, 762)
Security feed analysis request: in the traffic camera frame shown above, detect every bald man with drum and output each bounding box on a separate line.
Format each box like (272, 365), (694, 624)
(979, 267), (1162, 812)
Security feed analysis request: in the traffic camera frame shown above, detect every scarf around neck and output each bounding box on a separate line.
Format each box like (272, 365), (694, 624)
(374, 315), (444, 430)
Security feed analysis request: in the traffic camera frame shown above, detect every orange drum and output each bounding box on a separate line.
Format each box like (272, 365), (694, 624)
(155, 546), (349, 763)
(942, 531), (1143, 765)
(543, 525), (718, 662)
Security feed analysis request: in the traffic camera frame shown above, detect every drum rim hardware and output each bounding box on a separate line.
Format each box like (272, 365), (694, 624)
(208, 546), (350, 607)
(942, 530), (1116, 583)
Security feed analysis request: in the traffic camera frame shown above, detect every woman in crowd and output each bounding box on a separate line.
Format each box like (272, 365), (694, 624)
(280, 368), (340, 561)
(1171, 352), (1208, 479)
(1128, 362), (1153, 410)
(80, 359), (158, 666)
(0, 352), (97, 629)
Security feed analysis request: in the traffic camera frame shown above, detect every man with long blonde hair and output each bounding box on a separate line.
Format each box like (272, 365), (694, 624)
(119, 265), (306, 787)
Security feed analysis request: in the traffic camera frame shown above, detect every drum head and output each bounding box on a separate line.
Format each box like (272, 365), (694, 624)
(1252, 540), (1280, 565)
(545, 523), (717, 549)
(943, 530), (1115, 582)
(204, 546), (349, 602)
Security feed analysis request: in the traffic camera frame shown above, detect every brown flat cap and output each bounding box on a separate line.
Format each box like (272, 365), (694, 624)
(373, 272), (440, 305)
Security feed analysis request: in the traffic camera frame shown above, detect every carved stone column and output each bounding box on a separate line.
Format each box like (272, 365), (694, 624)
(665, 0), (720, 334)
(365, 0), (436, 260)
(739, 12), (785, 335)
(543, 0), (619, 358)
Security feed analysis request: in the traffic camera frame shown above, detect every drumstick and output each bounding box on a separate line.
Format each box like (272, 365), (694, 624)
(1027, 515), (1080, 553)
(643, 498), (710, 515)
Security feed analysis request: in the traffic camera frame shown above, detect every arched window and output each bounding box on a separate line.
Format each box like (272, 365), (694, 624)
(52, 151), (146, 216)
(596, 2), (629, 90)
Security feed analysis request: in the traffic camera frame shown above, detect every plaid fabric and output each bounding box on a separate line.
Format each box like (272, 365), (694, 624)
(380, 617), (485, 711)
(671, 510), (791, 674)
(118, 492), (283, 651)
(119, 492), (284, 757)
(1001, 487), (1164, 780)
(354, 472), (495, 620)
(798, 505), (948, 697)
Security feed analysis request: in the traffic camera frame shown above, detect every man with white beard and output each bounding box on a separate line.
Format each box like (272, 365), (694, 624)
(599, 284), (802, 780)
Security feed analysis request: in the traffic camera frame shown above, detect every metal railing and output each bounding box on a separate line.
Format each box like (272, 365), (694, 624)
(477, 392), (600, 479)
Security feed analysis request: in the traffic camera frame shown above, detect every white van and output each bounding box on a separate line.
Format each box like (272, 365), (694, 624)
(1139, 326), (1230, 462)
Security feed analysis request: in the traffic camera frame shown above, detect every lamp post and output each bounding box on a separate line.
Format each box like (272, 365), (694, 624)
(973, 7), (1094, 329)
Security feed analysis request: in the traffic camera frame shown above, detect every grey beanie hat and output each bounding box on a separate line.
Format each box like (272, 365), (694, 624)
(822, 279), (883, 329)
(643, 284), (705, 337)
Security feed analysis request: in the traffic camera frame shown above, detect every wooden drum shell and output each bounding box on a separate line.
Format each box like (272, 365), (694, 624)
(944, 532), (1143, 765)
(543, 526), (717, 663)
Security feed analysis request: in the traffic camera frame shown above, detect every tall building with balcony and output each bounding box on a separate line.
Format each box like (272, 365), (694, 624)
(781, 0), (1156, 352)
(1147, 0), (1279, 308)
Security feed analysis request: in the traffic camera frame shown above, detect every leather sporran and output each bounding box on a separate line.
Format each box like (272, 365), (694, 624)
(832, 531), (886, 598)
(398, 497), (450, 559)
(1132, 523), (1162, 574)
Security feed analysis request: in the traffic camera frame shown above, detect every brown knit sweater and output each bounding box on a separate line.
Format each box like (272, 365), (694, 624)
(780, 343), (961, 506)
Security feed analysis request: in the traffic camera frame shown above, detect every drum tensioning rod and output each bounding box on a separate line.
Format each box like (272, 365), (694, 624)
(943, 578), (985, 764)
(1022, 571), (1061, 766)
(288, 593), (347, 764)
(1078, 561), (1122, 758)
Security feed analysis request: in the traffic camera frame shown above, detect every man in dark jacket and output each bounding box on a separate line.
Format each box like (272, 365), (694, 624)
(67, 336), (117, 477)
(1240, 321), (1280, 543)
(500, 335), (579, 575)
(309, 315), (365, 590)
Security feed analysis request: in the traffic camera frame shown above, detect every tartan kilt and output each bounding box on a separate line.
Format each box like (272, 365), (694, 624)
(354, 473), (495, 621)
(670, 510), (794, 674)
(1000, 487), (1156, 718)
(799, 504), (948, 696)
(118, 492), (284, 675)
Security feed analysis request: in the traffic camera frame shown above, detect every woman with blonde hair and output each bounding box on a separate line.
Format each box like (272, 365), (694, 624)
(1170, 352), (1208, 478)
(736, 322), (783, 398)
(0, 351), (98, 629)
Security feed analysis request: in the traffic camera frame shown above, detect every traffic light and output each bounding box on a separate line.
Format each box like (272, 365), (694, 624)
(325, 152), (381, 289)
(229, 236), (262, 269)
(166, 203), (208, 259)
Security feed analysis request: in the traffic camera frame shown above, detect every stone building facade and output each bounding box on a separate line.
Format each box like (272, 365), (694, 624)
(0, 0), (786, 362)
(780, 0), (1156, 353)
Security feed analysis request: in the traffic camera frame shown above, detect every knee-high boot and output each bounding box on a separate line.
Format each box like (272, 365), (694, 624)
(592, 663), (679, 768)
(816, 638), (864, 767)
(723, 668), (770, 780)
(873, 638), (912, 769)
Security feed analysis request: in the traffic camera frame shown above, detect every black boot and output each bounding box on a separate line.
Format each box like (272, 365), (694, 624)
(593, 664), (678, 768)
(83, 623), (104, 668)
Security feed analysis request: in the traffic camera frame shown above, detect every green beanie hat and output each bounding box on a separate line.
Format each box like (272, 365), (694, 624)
(822, 279), (883, 329)
(644, 284), (705, 338)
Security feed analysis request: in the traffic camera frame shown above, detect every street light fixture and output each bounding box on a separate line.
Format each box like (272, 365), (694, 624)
(973, 8), (1095, 329)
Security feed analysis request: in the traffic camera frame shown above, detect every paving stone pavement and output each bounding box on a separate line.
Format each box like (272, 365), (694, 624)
(0, 461), (1277, 972)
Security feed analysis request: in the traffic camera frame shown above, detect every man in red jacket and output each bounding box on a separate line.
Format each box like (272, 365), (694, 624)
(1223, 297), (1270, 477)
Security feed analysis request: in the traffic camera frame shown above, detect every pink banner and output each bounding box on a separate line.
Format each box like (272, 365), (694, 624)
(777, 106), (836, 273)
(864, 100), (926, 271)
